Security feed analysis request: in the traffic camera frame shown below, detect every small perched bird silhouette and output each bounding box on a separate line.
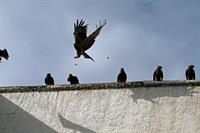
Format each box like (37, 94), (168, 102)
(45, 73), (54, 85)
(67, 74), (79, 85)
(73, 19), (106, 62)
(153, 65), (163, 81)
(117, 68), (127, 83)
(0, 49), (9, 62)
(185, 65), (195, 80)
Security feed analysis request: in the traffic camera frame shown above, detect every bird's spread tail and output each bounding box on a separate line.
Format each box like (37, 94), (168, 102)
(82, 52), (95, 62)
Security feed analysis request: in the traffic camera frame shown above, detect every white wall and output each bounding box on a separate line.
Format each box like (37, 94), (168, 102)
(1, 83), (200, 133)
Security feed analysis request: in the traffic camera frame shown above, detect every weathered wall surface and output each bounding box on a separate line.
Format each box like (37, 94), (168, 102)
(1, 81), (200, 133)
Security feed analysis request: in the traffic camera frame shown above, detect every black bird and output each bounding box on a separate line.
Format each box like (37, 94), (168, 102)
(67, 74), (79, 85)
(117, 68), (127, 83)
(185, 65), (195, 80)
(45, 73), (54, 85)
(0, 49), (9, 62)
(153, 65), (163, 81)
(73, 19), (106, 62)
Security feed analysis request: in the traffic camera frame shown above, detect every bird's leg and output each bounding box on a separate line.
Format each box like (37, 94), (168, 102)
(74, 51), (81, 58)
(96, 19), (106, 29)
(74, 55), (80, 58)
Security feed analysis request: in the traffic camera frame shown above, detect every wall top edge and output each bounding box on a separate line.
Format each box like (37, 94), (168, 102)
(0, 80), (200, 93)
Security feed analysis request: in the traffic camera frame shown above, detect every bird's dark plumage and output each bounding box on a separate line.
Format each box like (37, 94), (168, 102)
(73, 19), (106, 62)
(68, 74), (79, 85)
(153, 65), (163, 81)
(117, 68), (127, 83)
(0, 49), (9, 62)
(45, 73), (54, 85)
(185, 65), (195, 80)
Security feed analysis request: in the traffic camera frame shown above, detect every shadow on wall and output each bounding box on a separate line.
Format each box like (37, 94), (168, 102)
(130, 86), (198, 103)
(0, 95), (57, 133)
(58, 113), (96, 133)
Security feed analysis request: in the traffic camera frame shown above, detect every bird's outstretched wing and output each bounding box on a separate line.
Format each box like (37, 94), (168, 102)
(82, 20), (106, 51)
(0, 49), (9, 60)
(73, 19), (87, 44)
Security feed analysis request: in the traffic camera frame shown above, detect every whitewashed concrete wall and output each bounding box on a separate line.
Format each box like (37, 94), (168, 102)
(1, 81), (200, 133)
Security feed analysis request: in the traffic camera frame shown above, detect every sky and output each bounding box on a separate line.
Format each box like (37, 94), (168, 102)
(1, 0), (200, 86)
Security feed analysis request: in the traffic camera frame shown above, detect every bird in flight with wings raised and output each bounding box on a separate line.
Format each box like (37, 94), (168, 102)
(0, 49), (9, 62)
(73, 19), (106, 62)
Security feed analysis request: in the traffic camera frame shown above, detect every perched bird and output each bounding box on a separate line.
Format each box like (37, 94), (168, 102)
(73, 19), (106, 62)
(0, 49), (9, 62)
(153, 65), (163, 81)
(117, 68), (127, 83)
(67, 74), (79, 84)
(185, 65), (195, 80)
(45, 73), (54, 85)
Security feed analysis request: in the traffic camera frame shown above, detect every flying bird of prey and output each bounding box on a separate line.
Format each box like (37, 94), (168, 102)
(73, 19), (106, 62)
(153, 65), (163, 81)
(185, 65), (195, 80)
(0, 49), (9, 62)
(67, 74), (79, 85)
(45, 73), (54, 85)
(117, 68), (127, 83)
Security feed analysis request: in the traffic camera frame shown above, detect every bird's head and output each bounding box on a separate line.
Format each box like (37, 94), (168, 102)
(73, 31), (78, 36)
(157, 65), (162, 70)
(68, 73), (73, 81)
(47, 73), (51, 77)
(69, 73), (73, 77)
(189, 65), (195, 69)
(120, 68), (125, 72)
